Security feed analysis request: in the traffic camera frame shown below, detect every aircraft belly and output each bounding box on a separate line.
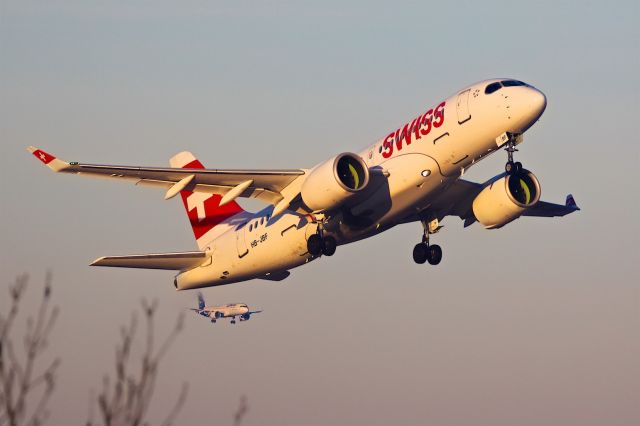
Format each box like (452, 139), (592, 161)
(332, 153), (445, 242)
(202, 213), (313, 287)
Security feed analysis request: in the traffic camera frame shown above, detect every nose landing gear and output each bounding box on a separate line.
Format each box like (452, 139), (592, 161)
(504, 135), (523, 175)
(413, 218), (442, 265)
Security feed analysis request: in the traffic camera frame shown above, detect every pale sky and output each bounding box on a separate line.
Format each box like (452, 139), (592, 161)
(1, 1), (639, 425)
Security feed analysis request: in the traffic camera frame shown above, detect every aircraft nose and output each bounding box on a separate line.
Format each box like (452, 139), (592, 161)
(529, 87), (547, 118)
(508, 86), (547, 132)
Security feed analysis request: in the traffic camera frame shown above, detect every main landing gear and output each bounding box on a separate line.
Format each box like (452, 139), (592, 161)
(306, 217), (337, 257)
(504, 136), (523, 175)
(413, 218), (442, 265)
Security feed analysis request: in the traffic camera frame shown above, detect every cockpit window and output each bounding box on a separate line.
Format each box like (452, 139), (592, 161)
(485, 82), (502, 94)
(485, 80), (528, 94)
(502, 80), (527, 87)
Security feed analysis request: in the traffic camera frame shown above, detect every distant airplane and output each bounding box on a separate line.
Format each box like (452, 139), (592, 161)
(29, 78), (579, 289)
(190, 292), (261, 324)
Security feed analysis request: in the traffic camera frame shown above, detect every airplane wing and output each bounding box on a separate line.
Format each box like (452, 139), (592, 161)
(521, 194), (580, 217)
(91, 251), (208, 270)
(27, 147), (305, 206)
(404, 178), (579, 226)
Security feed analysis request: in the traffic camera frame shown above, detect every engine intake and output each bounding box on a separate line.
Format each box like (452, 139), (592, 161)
(472, 170), (541, 229)
(301, 152), (369, 212)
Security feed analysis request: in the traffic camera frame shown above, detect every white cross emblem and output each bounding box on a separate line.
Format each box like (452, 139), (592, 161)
(39, 153), (47, 161)
(186, 192), (214, 222)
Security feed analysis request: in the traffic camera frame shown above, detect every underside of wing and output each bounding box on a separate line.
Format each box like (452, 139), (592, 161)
(91, 251), (208, 270)
(399, 178), (579, 227)
(522, 195), (580, 217)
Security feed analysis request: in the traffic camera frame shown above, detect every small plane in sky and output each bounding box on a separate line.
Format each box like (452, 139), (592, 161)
(190, 292), (261, 324)
(29, 78), (579, 289)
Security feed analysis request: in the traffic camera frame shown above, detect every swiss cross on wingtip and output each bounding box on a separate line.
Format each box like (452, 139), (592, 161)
(32, 149), (54, 165)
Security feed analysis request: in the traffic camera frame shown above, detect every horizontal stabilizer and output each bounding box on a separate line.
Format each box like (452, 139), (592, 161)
(91, 251), (208, 270)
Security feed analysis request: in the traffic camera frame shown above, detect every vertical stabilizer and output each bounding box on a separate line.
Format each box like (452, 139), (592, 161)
(197, 292), (205, 310)
(170, 152), (245, 249)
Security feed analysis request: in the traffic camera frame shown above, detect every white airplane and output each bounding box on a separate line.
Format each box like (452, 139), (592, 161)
(190, 292), (261, 324)
(29, 78), (579, 290)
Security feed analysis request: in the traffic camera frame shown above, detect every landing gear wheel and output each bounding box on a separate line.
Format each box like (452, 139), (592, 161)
(505, 161), (515, 174)
(231, 319), (236, 324)
(321, 236), (337, 256)
(413, 243), (428, 264)
(307, 234), (323, 256)
(427, 244), (443, 265)
(514, 161), (523, 173)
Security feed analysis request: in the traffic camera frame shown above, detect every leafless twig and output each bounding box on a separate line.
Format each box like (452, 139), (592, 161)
(233, 395), (249, 426)
(0, 273), (60, 426)
(87, 300), (187, 426)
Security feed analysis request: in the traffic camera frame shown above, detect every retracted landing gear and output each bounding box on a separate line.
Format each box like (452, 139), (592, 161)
(306, 216), (337, 257)
(504, 135), (523, 175)
(413, 218), (442, 265)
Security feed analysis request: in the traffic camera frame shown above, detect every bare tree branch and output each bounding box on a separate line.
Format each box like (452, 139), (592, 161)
(233, 395), (249, 426)
(0, 274), (59, 426)
(88, 301), (187, 426)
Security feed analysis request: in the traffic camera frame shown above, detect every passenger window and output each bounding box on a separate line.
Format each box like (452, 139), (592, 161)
(260, 217), (264, 225)
(485, 82), (502, 94)
(249, 224), (253, 231)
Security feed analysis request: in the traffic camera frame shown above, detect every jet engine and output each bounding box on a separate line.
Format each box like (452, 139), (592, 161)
(472, 170), (541, 229)
(301, 152), (369, 212)
(240, 313), (251, 321)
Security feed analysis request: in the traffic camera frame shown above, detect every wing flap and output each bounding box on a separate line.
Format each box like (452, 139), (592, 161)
(71, 163), (304, 192)
(91, 251), (209, 270)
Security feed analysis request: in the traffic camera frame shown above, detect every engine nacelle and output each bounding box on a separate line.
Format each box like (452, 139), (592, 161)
(472, 170), (541, 229)
(301, 152), (369, 212)
(240, 313), (250, 321)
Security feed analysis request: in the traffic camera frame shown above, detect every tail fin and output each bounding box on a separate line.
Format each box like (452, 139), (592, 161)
(197, 292), (205, 310)
(170, 152), (245, 249)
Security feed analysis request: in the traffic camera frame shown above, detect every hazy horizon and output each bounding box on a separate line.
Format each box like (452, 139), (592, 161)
(2, 1), (639, 425)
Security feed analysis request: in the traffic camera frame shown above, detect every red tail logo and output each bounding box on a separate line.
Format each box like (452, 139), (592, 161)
(170, 152), (244, 241)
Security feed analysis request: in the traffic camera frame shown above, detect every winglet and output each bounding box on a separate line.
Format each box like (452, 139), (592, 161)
(565, 194), (580, 211)
(26, 146), (70, 172)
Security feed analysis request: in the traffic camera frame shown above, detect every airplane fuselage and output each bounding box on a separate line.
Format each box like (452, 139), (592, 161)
(175, 79), (547, 289)
(203, 304), (249, 318)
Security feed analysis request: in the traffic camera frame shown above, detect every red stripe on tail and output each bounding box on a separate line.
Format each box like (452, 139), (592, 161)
(174, 157), (244, 241)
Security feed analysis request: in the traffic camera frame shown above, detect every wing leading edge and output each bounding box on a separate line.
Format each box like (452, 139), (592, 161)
(27, 146), (305, 205)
